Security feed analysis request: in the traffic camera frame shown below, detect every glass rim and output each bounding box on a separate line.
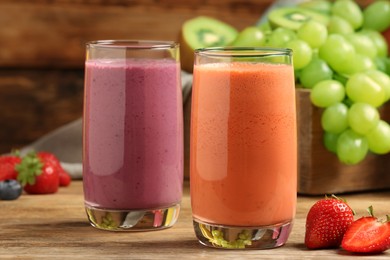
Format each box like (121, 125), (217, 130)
(195, 47), (292, 58)
(86, 40), (179, 50)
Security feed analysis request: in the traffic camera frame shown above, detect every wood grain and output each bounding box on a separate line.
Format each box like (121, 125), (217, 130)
(0, 0), (272, 153)
(0, 181), (389, 259)
(297, 88), (390, 195)
(0, 0), (272, 69)
(0, 69), (84, 153)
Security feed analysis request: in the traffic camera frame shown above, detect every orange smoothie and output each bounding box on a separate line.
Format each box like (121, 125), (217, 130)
(190, 62), (297, 227)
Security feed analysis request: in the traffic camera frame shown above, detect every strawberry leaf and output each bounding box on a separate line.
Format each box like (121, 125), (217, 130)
(367, 205), (374, 217)
(16, 152), (43, 186)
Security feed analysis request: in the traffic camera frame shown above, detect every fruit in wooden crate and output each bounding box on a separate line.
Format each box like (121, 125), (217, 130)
(263, 0), (390, 166)
(179, 0), (390, 193)
(268, 6), (329, 30)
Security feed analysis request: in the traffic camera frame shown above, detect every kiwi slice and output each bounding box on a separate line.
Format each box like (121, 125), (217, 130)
(268, 7), (329, 31)
(179, 16), (238, 72)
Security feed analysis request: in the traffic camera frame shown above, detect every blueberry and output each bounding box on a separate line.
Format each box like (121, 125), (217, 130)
(0, 179), (22, 200)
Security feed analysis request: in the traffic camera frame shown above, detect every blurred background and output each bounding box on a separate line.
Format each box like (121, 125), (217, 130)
(0, 0), (375, 154)
(0, 0), (275, 154)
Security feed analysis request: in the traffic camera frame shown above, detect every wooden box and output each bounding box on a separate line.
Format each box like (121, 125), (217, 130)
(297, 88), (390, 195)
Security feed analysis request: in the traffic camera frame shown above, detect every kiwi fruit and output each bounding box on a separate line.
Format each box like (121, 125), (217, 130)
(179, 16), (238, 72)
(268, 6), (329, 31)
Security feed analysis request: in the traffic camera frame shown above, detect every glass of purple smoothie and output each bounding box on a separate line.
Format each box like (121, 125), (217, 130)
(83, 40), (183, 231)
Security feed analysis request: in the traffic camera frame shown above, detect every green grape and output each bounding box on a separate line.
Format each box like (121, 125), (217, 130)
(363, 0), (390, 32)
(319, 34), (356, 74)
(321, 102), (349, 134)
(257, 22), (272, 35)
(328, 16), (354, 35)
(346, 72), (386, 107)
(232, 26), (266, 47)
(366, 120), (390, 154)
(347, 103), (379, 135)
(299, 57), (333, 88)
(359, 30), (388, 57)
(298, 0), (332, 15)
(323, 131), (340, 153)
(331, 0), (363, 30)
(338, 54), (376, 76)
(350, 54), (376, 74)
(345, 34), (377, 59)
(337, 129), (368, 165)
(310, 80), (345, 107)
(266, 27), (297, 47)
(285, 39), (313, 70)
(297, 20), (328, 49)
(364, 69), (390, 102)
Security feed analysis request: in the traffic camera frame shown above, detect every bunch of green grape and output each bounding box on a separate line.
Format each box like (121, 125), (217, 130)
(232, 0), (390, 165)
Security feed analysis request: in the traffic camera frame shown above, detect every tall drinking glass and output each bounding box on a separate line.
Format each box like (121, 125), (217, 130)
(190, 47), (297, 249)
(83, 40), (183, 231)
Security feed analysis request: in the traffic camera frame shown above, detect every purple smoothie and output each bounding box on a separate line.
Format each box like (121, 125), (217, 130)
(83, 58), (183, 210)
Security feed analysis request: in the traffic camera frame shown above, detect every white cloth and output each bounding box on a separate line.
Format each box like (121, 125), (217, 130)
(20, 71), (193, 179)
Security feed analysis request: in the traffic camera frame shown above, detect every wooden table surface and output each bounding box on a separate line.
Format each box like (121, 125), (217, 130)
(1, 181), (389, 259)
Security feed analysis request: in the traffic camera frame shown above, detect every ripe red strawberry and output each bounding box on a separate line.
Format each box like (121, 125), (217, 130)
(37, 151), (71, 187)
(37, 151), (60, 165)
(305, 195), (354, 249)
(59, 171), (71, 187)
(16, 152), (59, 194)
(342, 206), (390, 254)
(0, 153), (21, 181)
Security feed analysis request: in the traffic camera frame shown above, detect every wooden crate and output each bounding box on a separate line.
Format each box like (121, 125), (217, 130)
(297, 88), (390, 195)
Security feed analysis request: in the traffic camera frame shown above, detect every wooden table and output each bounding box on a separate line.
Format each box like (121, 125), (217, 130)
(1, 181), (389, 259)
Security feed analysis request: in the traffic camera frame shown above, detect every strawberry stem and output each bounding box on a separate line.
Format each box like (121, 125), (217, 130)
(330, 194), (347, 203)
(366, 205), (374, 217)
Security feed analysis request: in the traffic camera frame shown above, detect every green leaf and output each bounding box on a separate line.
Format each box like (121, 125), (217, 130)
(367, 205), (374, 217)
(15, 152), (43, 186)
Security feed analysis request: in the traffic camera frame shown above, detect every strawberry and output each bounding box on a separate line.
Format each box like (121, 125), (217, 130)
(37, 151), (71, 187)
(16, 151), (59, 194)
(305, 195), (354, 249)
(59, 170), (71, 187)
(37, 151), (62, 167)
(0, 153), (21, 181)
(342, 206), (390, 254)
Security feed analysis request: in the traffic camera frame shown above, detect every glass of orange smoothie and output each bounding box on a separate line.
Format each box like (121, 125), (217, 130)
(190, 47), (297, 249)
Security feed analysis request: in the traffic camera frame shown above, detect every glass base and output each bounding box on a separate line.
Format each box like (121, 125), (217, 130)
(85, 203), (180, 231)
(193, 219), (293, 249)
